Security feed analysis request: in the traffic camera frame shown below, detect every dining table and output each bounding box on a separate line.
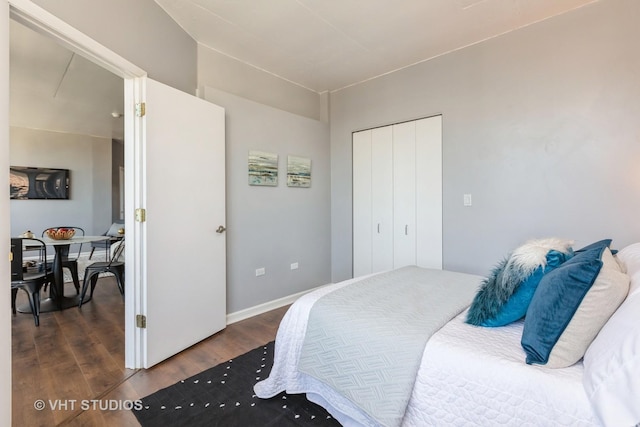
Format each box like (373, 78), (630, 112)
(19, 235), (111, 313)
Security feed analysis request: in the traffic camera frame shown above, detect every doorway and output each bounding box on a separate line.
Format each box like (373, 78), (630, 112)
(7, 0), (146, 370)
(7, 0), (227, 383)
(4, 4), (230, 424)
(8, 13), (135, 427)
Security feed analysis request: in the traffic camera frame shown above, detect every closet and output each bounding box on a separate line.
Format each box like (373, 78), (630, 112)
(352, 115), (442, 277)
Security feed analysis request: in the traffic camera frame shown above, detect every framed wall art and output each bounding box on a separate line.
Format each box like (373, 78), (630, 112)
(248, 150), (278, 186)
(287, 156), (311, 188)
(9, 166), (70, 199)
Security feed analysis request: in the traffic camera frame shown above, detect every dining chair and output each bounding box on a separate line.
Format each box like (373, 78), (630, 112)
(89, 222), (124, 261)
(42, 226), (85, 294)
(11, 238), (54, 326)
(79, 238), (125, 308)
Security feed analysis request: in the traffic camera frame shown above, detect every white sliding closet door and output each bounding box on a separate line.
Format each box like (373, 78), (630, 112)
(416, 116), (443, 268)
(353, 130), (373, 277)
(352, 115), (442, 277)
(371, 126), (394, 273)
(393, 121), (417, 268)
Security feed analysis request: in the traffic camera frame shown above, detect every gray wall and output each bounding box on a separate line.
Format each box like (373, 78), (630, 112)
(203, 87), (331, 313)
(32, 0), (197, 94)
(198, 45), (325, 122)
(330, 0), (640, 282)
(10, 127), (112, 239)
(111, 139), (124, 221)
(1, 3), (10, 424)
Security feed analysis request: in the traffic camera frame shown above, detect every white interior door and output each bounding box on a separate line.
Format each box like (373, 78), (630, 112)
(143, 78), (226, 368)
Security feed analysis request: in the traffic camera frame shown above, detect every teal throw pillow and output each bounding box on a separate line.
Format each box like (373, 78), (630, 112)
(481, 250), (569, 327)
(467, 249), (571, 327)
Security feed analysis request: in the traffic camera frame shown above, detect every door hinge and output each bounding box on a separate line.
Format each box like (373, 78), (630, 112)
(135, 102), (146, 117)
(135, 208), (146, 222)
(136, 314), (147, 328)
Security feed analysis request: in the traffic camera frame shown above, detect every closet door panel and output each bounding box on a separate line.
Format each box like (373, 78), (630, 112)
(416, 116), (443, 269)
(393, 121), (417, 268)
(371, 126), (394, 273)
(352, 130), (373, 277)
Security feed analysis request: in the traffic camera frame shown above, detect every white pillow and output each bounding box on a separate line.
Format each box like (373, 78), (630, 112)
(583, 243), (640, 427)
(601, 247), (622, 272)
(617, 242), (640, 296)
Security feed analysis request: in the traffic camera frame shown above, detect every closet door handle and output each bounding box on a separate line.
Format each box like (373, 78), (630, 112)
(405, 225), (408, 235)
(377, 223), (380, 233)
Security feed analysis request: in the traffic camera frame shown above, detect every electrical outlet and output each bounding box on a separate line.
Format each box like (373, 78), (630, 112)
(255, 267), (265, 276)
(463, 194), (472, 206)
(291, 262), (299, 270)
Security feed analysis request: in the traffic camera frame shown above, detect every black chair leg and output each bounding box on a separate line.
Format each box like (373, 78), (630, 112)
(90, 275), (100, 297)
(11, 288), (18, 315)
(31, 291), (40, 327)
(79, 273), (94, 309)
(89, 247), (95, 260)
(24, 290), (39, 327)
(115, 272), (125, 296)
(69, 264), (80, 294)
(34, 290), (41, 321)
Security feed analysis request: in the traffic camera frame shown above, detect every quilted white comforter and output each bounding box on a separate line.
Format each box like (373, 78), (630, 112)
(255, 271), (601, 426)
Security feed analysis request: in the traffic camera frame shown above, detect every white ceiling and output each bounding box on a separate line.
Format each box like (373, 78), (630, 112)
(9, 0), (595, 140)
(154, 0), (596, 93)
(9, 20), (124, 140)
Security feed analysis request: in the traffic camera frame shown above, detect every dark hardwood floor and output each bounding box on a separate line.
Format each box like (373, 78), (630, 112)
(11, 277), (288, 426)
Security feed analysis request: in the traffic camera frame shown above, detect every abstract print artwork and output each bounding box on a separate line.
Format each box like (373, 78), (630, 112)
(287, 156), (311, 188)
(249, 151), (278, 186)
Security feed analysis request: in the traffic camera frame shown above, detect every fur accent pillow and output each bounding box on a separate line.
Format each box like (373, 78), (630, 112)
(466, 238), (574, 327)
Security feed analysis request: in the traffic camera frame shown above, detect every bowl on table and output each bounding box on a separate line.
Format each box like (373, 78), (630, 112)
(45, 228), (76, 240)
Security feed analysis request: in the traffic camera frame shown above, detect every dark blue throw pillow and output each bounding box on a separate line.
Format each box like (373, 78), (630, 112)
(574, 239), (613, 254)
(521, 240), (610, 365)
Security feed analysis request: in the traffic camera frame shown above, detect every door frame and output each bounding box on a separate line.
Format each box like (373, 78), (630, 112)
(8, 0), (147, 368)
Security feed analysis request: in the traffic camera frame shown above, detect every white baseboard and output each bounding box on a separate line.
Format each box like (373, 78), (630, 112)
(226, 283), (332, 325)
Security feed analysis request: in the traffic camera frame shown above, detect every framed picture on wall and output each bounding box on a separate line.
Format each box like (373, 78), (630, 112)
(287, 156), (311, 188)
(248, 150), (278, 186)
(9, 166), (70, 199)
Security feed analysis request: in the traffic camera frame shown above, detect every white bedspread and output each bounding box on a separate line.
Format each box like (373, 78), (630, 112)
(299, 267), (478, 427)
(406, 312), (600, 426)
(255, 271), (601, 426)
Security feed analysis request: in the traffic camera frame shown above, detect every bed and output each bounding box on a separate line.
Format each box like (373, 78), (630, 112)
(255, 239), (640, 427)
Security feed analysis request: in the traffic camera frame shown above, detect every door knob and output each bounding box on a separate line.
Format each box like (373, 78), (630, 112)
(216, 225), (226, 233)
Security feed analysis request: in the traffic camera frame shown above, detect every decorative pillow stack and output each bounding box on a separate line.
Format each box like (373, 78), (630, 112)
(521, 239), (630, 368)
(582, 243), (640, 426)
(466, 238), (574, 327)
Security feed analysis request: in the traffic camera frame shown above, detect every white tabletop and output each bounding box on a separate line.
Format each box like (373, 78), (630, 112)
(41, 235), (111, 245)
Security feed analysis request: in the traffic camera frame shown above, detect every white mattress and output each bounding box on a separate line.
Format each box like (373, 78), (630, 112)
(255, 273), (601, 426)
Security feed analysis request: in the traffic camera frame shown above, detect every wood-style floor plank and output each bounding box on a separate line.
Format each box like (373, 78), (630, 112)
(12, 276), (288, 426)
